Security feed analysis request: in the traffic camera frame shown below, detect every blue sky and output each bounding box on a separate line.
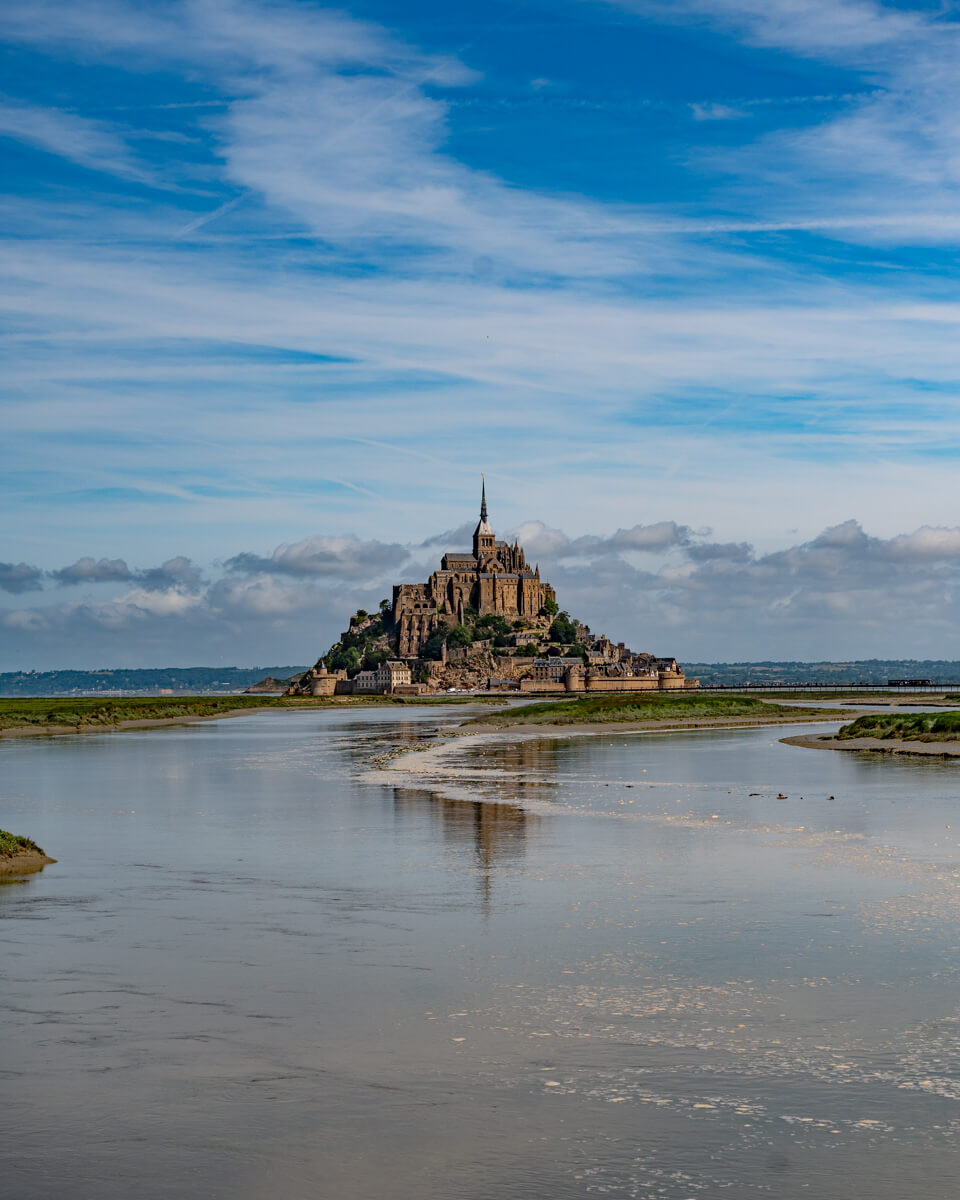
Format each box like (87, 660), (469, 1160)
(4, 0), (960, 668)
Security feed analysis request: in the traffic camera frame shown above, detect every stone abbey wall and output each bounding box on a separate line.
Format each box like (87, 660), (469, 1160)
(519, 665), (689, 694)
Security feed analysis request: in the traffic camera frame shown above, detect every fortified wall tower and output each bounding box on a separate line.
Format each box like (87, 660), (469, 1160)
(394, 482), (556, 658)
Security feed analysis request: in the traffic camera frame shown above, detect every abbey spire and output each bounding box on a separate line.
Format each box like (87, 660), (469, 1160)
(473, 475), (495, 559)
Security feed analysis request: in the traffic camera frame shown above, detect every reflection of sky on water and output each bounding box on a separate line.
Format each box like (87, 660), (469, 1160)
(3, 707), (960, 1198)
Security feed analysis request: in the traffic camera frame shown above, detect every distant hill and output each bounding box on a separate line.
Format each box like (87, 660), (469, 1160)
(685, 660), (960, 686)
(0, 667), (309, 697)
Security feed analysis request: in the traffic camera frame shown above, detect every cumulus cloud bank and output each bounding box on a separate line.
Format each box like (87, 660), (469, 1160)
(508, 521), (694, 559)
(225, 535), (409, 579)
(6, 517), (960, 667)
(51, 557), (133, 586)
(0, 562), (44, 595)
(50, 555), (203, 591)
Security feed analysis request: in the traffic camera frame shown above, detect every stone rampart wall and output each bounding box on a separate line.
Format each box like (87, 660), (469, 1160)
(584, 675), (659, 692)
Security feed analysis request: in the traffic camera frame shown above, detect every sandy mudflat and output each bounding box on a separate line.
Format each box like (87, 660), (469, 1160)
(0, 850), (56, 876)
(373, 714), (856, 787)
(456, 712), (849, 738)
(782, 732), (960, 757)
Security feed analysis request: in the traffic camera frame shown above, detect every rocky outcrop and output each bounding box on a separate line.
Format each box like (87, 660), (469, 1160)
(423, 651), (529, 691)
(244, 676), (290, 694)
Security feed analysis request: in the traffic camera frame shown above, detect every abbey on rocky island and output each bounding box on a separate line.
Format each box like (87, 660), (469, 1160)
(289, 482), (693, 697)
(394, 480), (556, 657)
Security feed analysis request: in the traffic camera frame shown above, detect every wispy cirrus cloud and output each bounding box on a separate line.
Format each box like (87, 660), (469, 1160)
(608, 0), (924, 56)
(690, 102), (747, 122)
(0, 98), (174, 185)
(607, 0), (960, 247)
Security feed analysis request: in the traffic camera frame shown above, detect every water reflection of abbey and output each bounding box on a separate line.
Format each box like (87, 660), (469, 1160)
(390, 739), (563, 907)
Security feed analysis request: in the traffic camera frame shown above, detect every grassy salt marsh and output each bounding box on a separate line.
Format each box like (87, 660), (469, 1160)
(0, 695), (285, 732)
(0, 693), (508, 734)
(464, 691), (836, 728)
(0, 828), (46, 859)
(838, 710), (960, 741)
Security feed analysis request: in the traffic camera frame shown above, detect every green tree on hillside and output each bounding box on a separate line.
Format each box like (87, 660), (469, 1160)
(549, 612), (578, 644)
(420, 629), (448, 660)
(475, 613), (513, 646)
(362, 647), (388, 672)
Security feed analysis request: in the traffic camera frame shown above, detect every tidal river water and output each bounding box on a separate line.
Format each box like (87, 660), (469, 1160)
(4, 705), (960, 1199)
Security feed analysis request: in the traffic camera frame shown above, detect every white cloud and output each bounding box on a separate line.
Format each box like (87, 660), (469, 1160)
(886, 527), (960, 561)
(52, 557), (133, 585)
(0, 561), (44, 594)
(507, 522), (572, 558)
(137, 556), (205, 592)
(611, 0), (923, 57)
(225, 535), (409, 579)
(108, 587), (203, 619)
(599, 1), (960, 251)
(2, 608), (49, 631)
(208, 573), (311, 618)
(0, 0), (726, 280)
(690, 103), (747, 122)
(507, 520), (695, 558)
(0, 98), (163, 184)
(0, 0), (467, 81)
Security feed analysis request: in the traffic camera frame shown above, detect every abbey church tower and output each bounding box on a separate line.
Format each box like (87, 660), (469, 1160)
(393, 480), (557, 657)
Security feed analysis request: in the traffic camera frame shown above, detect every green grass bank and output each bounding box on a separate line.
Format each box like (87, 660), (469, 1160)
(0, 828), (55, 874)
(0, 693), (507, 735)
(837, 711), (960, 742)
(464, 693), (834, 729)
(0, 695), (286, 732)
(0, 829), (46, 859)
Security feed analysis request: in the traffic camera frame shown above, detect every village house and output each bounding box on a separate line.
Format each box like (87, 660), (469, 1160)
(351, 660), (412, 694)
